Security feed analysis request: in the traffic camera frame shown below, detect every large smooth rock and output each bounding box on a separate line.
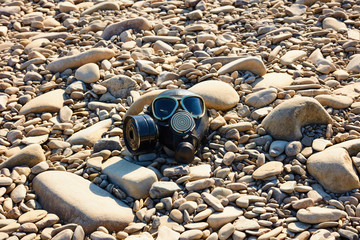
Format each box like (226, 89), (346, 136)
(189, 80), (240, 111)
(307, 148), (360, 193)
(33, 171), (134, 234)
(245, 88), (277, 108)
(262, 97), (332, 140)
(19, 89), (65, 115)
(0, 144), (45, 170)
(315, 94), (353, 109)
(101, 17), (152, 40)
(47, 48), (115, 72)
(217, 57), (266, 76)
(252, 73), (293, 91)
(297, 207), (347, 224)
(102, 157), (158, 199)
(67, 119), (112, 146)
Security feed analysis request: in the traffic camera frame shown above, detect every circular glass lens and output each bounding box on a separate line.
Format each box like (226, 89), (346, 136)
(182, 96), (204, 117)
(153, 97), (177, 120)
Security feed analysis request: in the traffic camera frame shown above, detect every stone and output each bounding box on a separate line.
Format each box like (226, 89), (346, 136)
(284, 4), (307, 16)
(258, 226), (283, 240)
(307, 148), (360, 193)
(297, 207), (347, 224)
(157, 226), (180, 240)
(312, 139), (332, 152)
(67, 119), (113, 147)
(285, 141), (302, 156)
(75, 63), (100, 83)
(280, 50), (307, 65)
(252, 73), (293, 91)
(149, 181), (180, 199)
(47, 48), (115, 73)
(269, 140), (288, 157)
(218, 223), (234, 240)
(0, 6), (21, 16)
(101, 18), (152, 40)
(33, 171), (134, 234)
(102, 157), (158, 199)
(18, 210), (47, 224)
(19, 89), (66, 115)
(245, 88), (277, 108)
(185, 178), (215, 191)
(234, 216), (260, 231)
(338, 229), (359, 240)
(287, 222), (310, 233)
(81, 2), (119, 16)
(0, 144), (45, 169)
(207, 206), (243, 230)
(323, 17), (347, 32)
(53, 229), (73, 240)
(333, 69), (349, 80)
(179, 230), (202, 240)
(217, 57), (266, 76)
(100, 75), (138, 98)
(252, 161), (283, 180)
(189, 80), (240, 111)
(262, 97), (332, 141)
(280, 181), (296, 194)
(201, 192), (224, 212)
(315, 95), (353, 109)
(10, 184), (26, 203)
(93, 137), (121, 152)
(58, 2), (78, 13)
(90, 231), (115, 240)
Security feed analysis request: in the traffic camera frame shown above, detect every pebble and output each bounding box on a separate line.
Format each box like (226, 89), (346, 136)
(101, 18), (152, 40)
(323, 17), (347, 32)
(207, 206), (243, 230)
(280, 50), (307, 65)
(75, 63), (100, 83)
(315, 94), (353, 109)
(252, 162), (284, 180)
(297, 207), (347, 224)
(217, 57), (266, 76)
(245, 88), (277, 108)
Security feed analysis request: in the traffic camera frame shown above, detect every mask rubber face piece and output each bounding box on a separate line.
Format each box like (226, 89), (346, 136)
(123, 115), (158, 155)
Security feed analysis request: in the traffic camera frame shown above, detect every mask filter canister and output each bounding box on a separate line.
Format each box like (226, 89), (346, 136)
(124, 115), (158, 154)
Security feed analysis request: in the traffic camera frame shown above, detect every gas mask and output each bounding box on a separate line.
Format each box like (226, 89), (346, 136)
(123, 89), (209, 163)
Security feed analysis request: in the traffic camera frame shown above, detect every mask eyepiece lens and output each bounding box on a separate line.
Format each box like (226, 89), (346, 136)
(152, 96), (178, 120)
(182, 96), (205, 118)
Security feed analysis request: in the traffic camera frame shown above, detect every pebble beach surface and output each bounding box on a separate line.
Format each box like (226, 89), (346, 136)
(1, 0), (360, 240)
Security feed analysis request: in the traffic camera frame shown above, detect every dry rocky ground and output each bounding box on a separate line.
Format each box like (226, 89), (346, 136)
(2, 0), (360, 239)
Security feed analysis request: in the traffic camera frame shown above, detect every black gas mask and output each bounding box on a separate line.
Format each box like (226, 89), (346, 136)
(123, 89), (209, 163)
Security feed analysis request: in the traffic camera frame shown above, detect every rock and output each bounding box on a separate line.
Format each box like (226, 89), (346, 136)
(124, 90), (165, 118)
(0, 26), (7, 37)
(202, 192), (224, 212)
(252, 161), (284, 180)
(218, 223), (234, 240)
(52, 229), (73, 240)
(312, 139), (332, 152)
(93, 137), (121, 152)
(234, 216), (260, 231)
(101, 18), (152, 40)
(67, 119), (113, 146)
(102, 157), (158, 199)
(347, 55), (360, 73)
(333, 69), (349, 80)
(149, 181), (180, 199)
(287, 222), (310, 233)
(19, 89), (66, 115)
(207, 206), (243, 230)
(100, 75), (138, 98)
(189, 80), (239, 111)
(285, 141), (302, 156)
(10, 184), (26, 203)
(338, 229), (359, 240)
(0, 144), (45, 169)
(323, 17), (347, 32)
(252, 73), (293, 91)
(262, 97), (332, 141)
(33, 171), (134, 234)
(47, 48), (115, 73)
(0, 6), (21, 16)
(269, 140), (288, 157)
(280, 50), (307, 65)
(81, 2), (119, 16)
(284, 4), (307, 16)
(244, 88), (277, 108)
(280, 181), (296, 194)
(75, 63), (100, 83)
(297, 207), (347, 224)
(58, 2), (78, 13)
(217, 57), (266, 76)
(90, 231), (115, 240)
(307, 148), (360, 193)
(258, 226), (283, 240)
(157, 226), (180, 240)
(315, 95), (353, 109)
